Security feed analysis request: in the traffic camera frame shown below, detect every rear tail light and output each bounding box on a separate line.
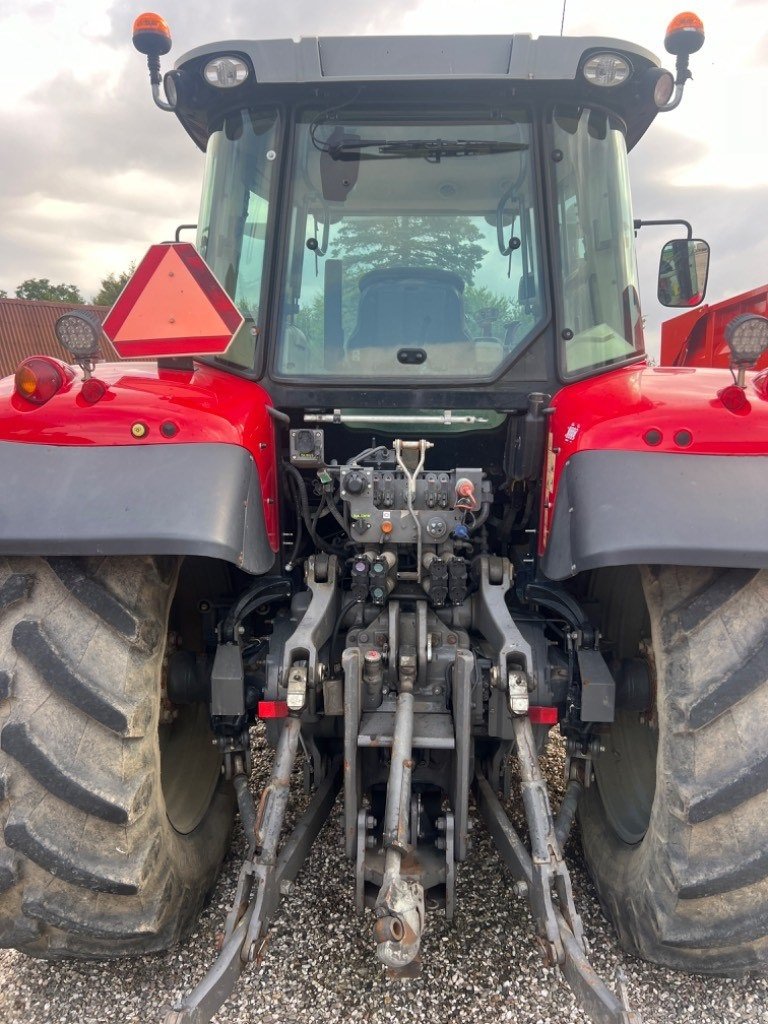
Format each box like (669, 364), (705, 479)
(14, 357), (70, 405)
(718, 384), (750, 414)
(80, 377), (108, 404)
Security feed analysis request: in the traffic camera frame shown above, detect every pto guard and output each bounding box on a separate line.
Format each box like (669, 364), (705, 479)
(540, 364), (768, 580)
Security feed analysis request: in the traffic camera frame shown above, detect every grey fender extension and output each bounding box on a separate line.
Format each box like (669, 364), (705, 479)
(0, 441), (274, 574)
(542, 450), (768, 581)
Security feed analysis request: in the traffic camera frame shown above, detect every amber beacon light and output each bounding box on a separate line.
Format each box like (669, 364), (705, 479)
(132, 13), (172, 56)
(664, 12), (705, 55)
(132, 13), (177, 111)
(654, 11), (704, 112)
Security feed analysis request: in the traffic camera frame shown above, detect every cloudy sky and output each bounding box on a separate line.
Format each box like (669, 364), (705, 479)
(0, 0), (765, 352)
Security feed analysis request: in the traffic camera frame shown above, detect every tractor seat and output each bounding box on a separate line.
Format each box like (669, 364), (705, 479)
(346, 267), (470, 352)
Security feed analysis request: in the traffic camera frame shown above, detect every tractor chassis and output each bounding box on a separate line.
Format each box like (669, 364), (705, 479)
(164, 715), (640, 1024)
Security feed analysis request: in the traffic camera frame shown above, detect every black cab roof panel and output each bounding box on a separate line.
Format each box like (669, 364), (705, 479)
(176, 34), (660, 83)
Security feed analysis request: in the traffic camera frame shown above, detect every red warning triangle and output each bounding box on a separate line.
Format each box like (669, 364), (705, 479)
(103, 243), (243, 359)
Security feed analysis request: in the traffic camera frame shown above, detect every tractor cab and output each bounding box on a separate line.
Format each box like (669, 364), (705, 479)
(136, 22), (704, 408)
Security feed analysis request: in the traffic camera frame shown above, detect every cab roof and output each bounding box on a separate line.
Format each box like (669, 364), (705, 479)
(172, 34), (663, 150)
(176, 34), (658, 82)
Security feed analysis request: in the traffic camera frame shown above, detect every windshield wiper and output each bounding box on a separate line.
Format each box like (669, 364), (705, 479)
(329, 138), (529, 162)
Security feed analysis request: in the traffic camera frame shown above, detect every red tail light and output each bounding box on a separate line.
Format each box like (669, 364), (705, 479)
(14, 357), (70, 405)
(80, 377), (108, 404)
(718, 384), (750, 414)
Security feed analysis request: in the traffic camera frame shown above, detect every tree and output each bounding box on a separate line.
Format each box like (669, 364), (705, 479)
(332, 215), (486, 285)
(0, 289), (6, 299)
(15, 278), (84, 303)
(463, 284), (520, 337)
(293, 219), (521, 349)
(92, 265), (135, 306)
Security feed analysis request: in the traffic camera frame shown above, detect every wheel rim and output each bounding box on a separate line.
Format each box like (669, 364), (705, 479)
(160, 704), (221, 835)
(594, 709), (658, 845)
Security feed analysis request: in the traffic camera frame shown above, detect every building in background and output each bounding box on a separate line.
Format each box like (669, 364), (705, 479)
(0, 299), (114, 379)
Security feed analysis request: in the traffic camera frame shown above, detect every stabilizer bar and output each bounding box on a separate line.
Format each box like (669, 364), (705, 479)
(163, 720), (341, 1024)
(475, 739), (642, 1024)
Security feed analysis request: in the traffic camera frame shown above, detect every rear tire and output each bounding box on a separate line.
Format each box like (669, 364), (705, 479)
(580, 565), (768, 974)
(0, 555), (234, 958)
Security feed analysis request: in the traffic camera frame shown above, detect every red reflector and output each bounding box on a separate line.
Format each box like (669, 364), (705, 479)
(258, 700), (289, 719)
(718, 384), (750, 414)
(80, 377), (108, 404)
(529, 706), (559, 725)
(14, 357), (67, 406)
(103, 242), (243, 359)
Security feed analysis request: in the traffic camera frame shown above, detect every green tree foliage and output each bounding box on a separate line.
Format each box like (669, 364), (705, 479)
(333, 215), (486, 284)
(292, 216), (521, 356)
(92, 265), (135, 307)
(15, 278), (84, 303)
(463, 284), (520, 337)
(0, 289), (7, 299)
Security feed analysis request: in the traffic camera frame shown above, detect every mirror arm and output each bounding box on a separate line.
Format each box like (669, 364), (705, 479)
(634, 218), (692, 240)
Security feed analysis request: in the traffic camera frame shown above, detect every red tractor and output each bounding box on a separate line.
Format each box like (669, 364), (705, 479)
(1, 11), (766, 1024)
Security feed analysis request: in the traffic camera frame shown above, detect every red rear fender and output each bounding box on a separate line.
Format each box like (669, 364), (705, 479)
(0, 361), (280, 553)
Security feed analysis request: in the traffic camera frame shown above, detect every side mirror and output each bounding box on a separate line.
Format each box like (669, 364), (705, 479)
(657, 238), (710, 307)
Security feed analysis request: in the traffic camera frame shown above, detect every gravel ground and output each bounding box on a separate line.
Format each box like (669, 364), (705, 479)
(1, 729), (767, 1024)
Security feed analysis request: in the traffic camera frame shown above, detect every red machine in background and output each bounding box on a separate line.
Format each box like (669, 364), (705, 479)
(661, 282), (768, 368)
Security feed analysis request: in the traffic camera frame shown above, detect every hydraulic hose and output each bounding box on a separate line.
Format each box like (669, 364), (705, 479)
(284, 471), (304, 570)
(283, 463), (343, 555)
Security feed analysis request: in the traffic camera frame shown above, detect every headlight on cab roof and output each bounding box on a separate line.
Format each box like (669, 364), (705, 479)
(582, 52), (631, 87)
(203, 56), (250, 88)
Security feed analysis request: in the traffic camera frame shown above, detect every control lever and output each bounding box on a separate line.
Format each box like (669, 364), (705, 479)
(393, 439), (433, 582)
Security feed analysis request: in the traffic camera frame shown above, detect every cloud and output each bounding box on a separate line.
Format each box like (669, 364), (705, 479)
(0, 65), (202, 297)
(0, 0), (764, 326)
(105, 0), (424, 50)
(0, 0), (423, 298)
(629, 124), (768, 355)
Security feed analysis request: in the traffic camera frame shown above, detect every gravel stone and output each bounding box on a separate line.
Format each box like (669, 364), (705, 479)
(0, 727), (766, 1024)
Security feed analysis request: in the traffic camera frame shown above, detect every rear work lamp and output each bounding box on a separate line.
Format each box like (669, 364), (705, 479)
(724, 313), (768, 386)
(54, 309), (104, 378)
(204, 56), (250, 88)
(582, 52), (631, 87)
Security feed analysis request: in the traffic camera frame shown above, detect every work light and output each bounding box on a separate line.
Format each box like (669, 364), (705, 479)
(54, 310), (103, 376)
(582, 53), (631, 87)
(724, 313), (768, 385)
(204, 57), (250, 88)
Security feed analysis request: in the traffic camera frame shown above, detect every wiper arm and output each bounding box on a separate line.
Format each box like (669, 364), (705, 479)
(329, 138), (529, 161)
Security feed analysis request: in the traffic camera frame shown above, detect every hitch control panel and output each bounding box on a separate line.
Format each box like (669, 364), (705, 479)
(339, 465), (489, 544)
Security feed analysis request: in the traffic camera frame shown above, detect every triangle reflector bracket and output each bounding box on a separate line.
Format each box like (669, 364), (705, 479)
(103, 243), (244, 359)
